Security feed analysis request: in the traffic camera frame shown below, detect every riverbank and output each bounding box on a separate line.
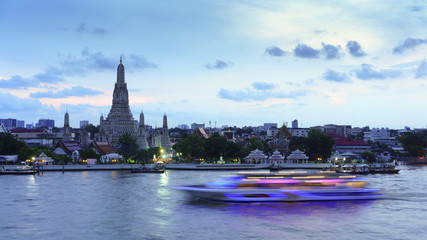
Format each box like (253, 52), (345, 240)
(1, 162), (330, 172)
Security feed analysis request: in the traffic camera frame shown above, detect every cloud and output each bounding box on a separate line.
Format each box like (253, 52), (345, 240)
(352, 64), (400, 80)
(323, 69), (350, 83)
(313, 30), (327, 34)
(56, 48), (157, 75)
(304, 79), (314, 85)
(293, 43), (342, 59)
(293, 43), (320, 58)
(0, 72), (65, 90)
(416, 61), (427, 78)
(218, 87), (308, 102)
(76, 23), (107, 36)
(346, 41), (366, 57)
(321, 43), (342, 60)
(265, 46), (287, 57)
(0, 92), (52, 113)
(30, 86), (104, 99)
(408, 6), (424, 12)
(252, 82), (275, 90)
(205, 60), (232, 70)
(393, 38), (427, 54)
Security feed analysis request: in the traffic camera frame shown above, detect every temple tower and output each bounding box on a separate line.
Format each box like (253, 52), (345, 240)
(97, 58), (138, 148)
(161, 114), (172, 152)
(62, 111), (71, 141)
(138, 111), (149, 150)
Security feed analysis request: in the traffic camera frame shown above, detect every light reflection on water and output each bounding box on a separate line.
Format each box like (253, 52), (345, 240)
(1, 165), (427, 240)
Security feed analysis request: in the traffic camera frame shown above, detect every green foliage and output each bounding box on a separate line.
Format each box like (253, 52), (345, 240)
(134, 149), (150, 164)
(17, 146), (53, 162)
(147, 147), (161, 159)
(361, 151), (377, 163)
(173, 134), (206, 160)
(85, 124), (100, 140)
(117, 132), (139, 159)
(289, 129), (334, 161)
(0, 133), (26, 155)
(399, 131), (427, 157)
(80, 148), (99, 160)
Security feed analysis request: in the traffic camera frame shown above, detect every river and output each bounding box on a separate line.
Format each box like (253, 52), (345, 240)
(1, 165), (426, 240)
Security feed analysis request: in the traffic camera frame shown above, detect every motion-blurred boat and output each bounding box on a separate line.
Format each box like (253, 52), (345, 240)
(174, 171), (383, 202)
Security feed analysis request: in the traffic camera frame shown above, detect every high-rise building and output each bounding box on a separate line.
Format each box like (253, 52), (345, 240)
(292, 119), (298, 129)
(191, 123), (205, 130)
(177, 124), (189, 130)
(0, 118), (17, 129)
(17, 120), (25, 128)
(80, 120), (89, 128)
(38, 119), (55, 128)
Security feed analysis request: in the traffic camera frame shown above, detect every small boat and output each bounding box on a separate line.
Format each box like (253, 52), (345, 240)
(131, 162), (165, 174)
(131, 167), (165, 173)
(174, 172), (383, 202)
(0, 165), (39, 175)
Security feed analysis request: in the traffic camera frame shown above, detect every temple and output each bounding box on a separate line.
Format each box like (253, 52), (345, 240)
(96, 58), (140, 148)
(138, 111), (149, 150)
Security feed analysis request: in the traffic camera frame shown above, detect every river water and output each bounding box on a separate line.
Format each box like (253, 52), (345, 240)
(1, 165), (427, 240)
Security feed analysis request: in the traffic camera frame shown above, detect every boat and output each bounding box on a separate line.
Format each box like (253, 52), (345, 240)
(131, 166), (165, 173)
(131, 161), (165, 173)
(174, 171), (383, 202)
(323, 163), (399, 174)
(0, 165), (39, 175)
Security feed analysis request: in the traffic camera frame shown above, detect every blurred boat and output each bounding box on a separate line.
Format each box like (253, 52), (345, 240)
(131, 161), (165, 173)
(174, 171), (383, 202)
(0, 165), (39, 175)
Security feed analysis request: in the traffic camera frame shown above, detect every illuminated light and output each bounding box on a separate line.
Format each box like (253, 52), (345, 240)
(258, 179), (300, 184)
(306, 179), (343, 183)
(320, 171), (336, 173)
(292, 175), (325, 179)
(265, 176), (284, 179)
(275, 171), (307, 175)
(339, 176), (356, 179)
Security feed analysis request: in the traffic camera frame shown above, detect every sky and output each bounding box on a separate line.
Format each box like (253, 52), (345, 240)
(1, 0), (427, 129)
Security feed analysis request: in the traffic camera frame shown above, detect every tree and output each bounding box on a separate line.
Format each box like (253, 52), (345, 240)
(173, 134), (206, 160)
(306, 129), (335, 161)
(361, 151), (377, 163)
(17, 146), (53, 162)
(0, 133), (26, 155)
(205, 134), (228, 159)
(117, 132), (139, 159)
(80, 148), (99, 160)
(85, 124), (100, 140)
(399, 131), (427, 157)
(134, 149), (150, 164)
(289, 130), (334, 161)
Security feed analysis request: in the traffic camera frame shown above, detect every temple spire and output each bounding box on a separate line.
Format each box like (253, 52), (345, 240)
(117, 57), (125, 84)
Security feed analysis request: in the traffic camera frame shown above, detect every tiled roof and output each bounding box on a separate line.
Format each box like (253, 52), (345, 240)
(58, 141), (81, 155)
(11, 129), (45, 133)
(91, 141), (115, 155)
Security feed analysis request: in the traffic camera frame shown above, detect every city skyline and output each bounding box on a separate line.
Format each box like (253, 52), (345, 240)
(1, 1), (427, 129)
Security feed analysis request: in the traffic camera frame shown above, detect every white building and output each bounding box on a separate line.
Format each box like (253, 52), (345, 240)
(364, 128), (394, 142)
(289, 128), (309, 137)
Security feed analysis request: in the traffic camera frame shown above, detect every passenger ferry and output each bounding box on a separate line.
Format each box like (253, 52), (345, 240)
(174, 171), (383, 202)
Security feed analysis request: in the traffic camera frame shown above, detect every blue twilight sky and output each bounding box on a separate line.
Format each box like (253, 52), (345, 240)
(1, 0), (427, 129)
